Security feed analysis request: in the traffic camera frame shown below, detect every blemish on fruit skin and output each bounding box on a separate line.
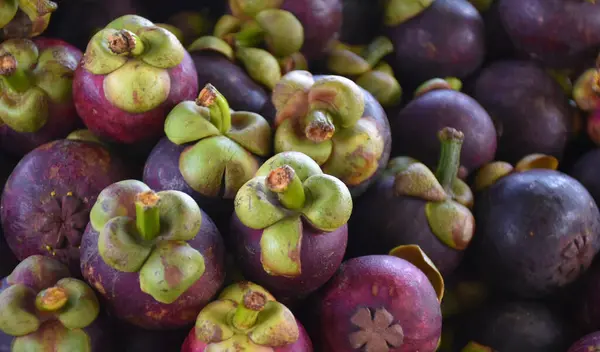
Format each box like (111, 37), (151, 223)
(372, 284), (379, 296)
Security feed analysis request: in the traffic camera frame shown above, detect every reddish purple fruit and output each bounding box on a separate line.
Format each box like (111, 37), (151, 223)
(73, 15), (198, 145)
(498, 0), (600, 69)
(0, 255), (112, 351)
(80, 180), (226, 330)
(389, 79), (496, 176)
(383, 0), (485, 88)
(472, 60), (573, 164)
(0, 37), (83, 157)
(230, 152), (352, 302)
(568, 332), (600, 352)
(182, 281), (313, 351)
(0, 139), (131, 274)
(317, 251), (443, 352)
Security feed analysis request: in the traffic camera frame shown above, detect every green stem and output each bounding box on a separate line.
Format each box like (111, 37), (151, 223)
(233, 21), (265, 48)
(107, 29), (146, 56)
(231, 290), (267, 330)
(196, 83), (232, 134)
(135, 191), (161, 242)
(435, 127), (464, 194)
(361, 36), (394, 68)
(266, 165), (306, 210)
(303, 110), (335, 143)
(35, 287), (69, 312)
(0, 53), (31, 93)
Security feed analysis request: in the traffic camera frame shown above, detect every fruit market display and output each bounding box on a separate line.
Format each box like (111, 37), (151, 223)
(5, 0), (600, 351)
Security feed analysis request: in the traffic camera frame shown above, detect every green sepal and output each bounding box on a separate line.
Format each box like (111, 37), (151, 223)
(0, 0), (18, 29)
(393, 161), (447, 201)
(271, 70), (314, 120)
(11, 321), (92, 352)
(255, 9), (304, 58)
(229, 0), (283, 19)
(255, 151), (323, 181)
(194, 300), (236, 343)
(139, 241), (205, 304)
(355, 70), (402, 107)
(425, 200), (475, 250)
(81, 28), (129, 75)
(0, 38), (39, 68)
(55, 278), (100, 330)
(213, 15), (242, 38)
(164, 101), (221, 145)
(236, 47), (282, 90)
(0, 87), (48, 132)
(249, 300), (299, 346)
(187, 36), (234, 60)
(301, 174), (353, 231)
(226, 111), (272, 156)
(90, 179), (151, 232)
(0, 284), (39, 336)
(105, 14), (154, 33)
(326, 48), (371, 76)
(218, 281), (276, 302)
(274, 118), (333, 165)
(260, 216), (303, 276)
(234, 176), (289, 230)
(308, 75), (365, 129)
(98, 216), (153, 272)
(33, 45), (80, 104)
(136, 26), (185, 69)
(384, 0), (434, 27)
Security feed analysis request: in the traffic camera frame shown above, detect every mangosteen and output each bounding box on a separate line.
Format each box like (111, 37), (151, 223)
(389, 78), (497, 176)
(339, 0), (384, 45)
(383, 0), (485, 90)
(73, 14), (198, 145)
(0, 139), (132, 274)
(0, 255), (112, 351)
(0, 37), (83, 157)
(0, 0), (56, 40)
(317, 248), (444, 352)
(568, 331), (600, 352)
(230, 151), (352, 302)
(571, 148), (600, 206)
(182, 281), (313, 351)
(471, 154), (600, 298)
(325, 37), (403, 108)
(472, 60), (573, 164)
(272, 71), (392, 196)
(44, 0), (149, 50)
(80, 179), (226, 330)
(349, 127), (475, 275)
(455, 300), (573, 352)
(497, 0), (600, 69)
(143, 83), (272, 234)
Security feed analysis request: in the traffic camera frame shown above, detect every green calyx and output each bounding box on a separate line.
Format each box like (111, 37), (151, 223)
(468, 0), (495, 12)
(384, 0), (434, 27)
(66, 129), (107, 147)
(194, 281), (299, 348)
(89, 180), (206, 304)
(414, 77), (462, 98)
(391, 128), (475, 250)
(273, 71), (387, 187)
(326, 37), (402, 107)
(474, 154), (559, 191)
(234, 152), (353, 277)
(0, 38), (78, 133)
(1, 0), (57, 38)
(164, 84), (271, 198)
(0, 256), (100, 337)
(82, 15), (185, 113)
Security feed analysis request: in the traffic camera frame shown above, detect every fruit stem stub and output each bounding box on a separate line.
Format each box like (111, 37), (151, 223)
(266, 165), (306, 210)
(0, 53), (31, 93)
(135, 191), (161, 242)
(35, 287), (69, 312)
(435, 127), (464, 194)
(196, 83), (232, 133)
(303, 110), (335, 142)
(108, 30), (145, 56)
(231, 290), (267, 330)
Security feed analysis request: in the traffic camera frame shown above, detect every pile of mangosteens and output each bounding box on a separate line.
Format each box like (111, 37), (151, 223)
(4, 0), (600, 351)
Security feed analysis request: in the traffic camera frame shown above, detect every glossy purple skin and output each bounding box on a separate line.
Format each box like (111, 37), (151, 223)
(143, 137), (256, 236)
(471, 169), (600, 298)
(73, 51), (198, 145)
(0, 140), (132, 275)
(385, 0), (485, 88)
(570, 149), (600, 206)
(189, 51), (275, 125)
(498, 0), (600, 69)
(348, 174), (463, 275)
(389, 89), (497, 174)
(472, 60), (572, 164)
(456, 301), (572, 352)
(568, 332), (600, 352)
(229, 214), (347, 304)
(0, 38), (84, 158)
(317, 255), (442, 351)
(80, 210), (226, 330)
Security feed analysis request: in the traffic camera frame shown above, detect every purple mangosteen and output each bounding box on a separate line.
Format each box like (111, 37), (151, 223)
(317, 248), (444, 352)
(182, 281), (313, 351)
(73, 14), (198, 145)
(383, 0), (485, 89)
(0, 37), (83, 157)
(230, 151), (352, 302)
(472, 60), (573, 164)
(324, 37), (403, 108)
(568, 332), (600, 352)
(571, 148), (600, 205)
(389, 78), (497, 176)
(349, 127), (475, 275)
(272, 71), (392, 196)
(143, 83), (272, 234)
(0, 139), (132, 274)
(0, 255), (112, 351)
(497, 0), (600, 69)
(80, 179), (226, 330)
(471, 154), (600, 298)
(0, 0), (56, 40)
